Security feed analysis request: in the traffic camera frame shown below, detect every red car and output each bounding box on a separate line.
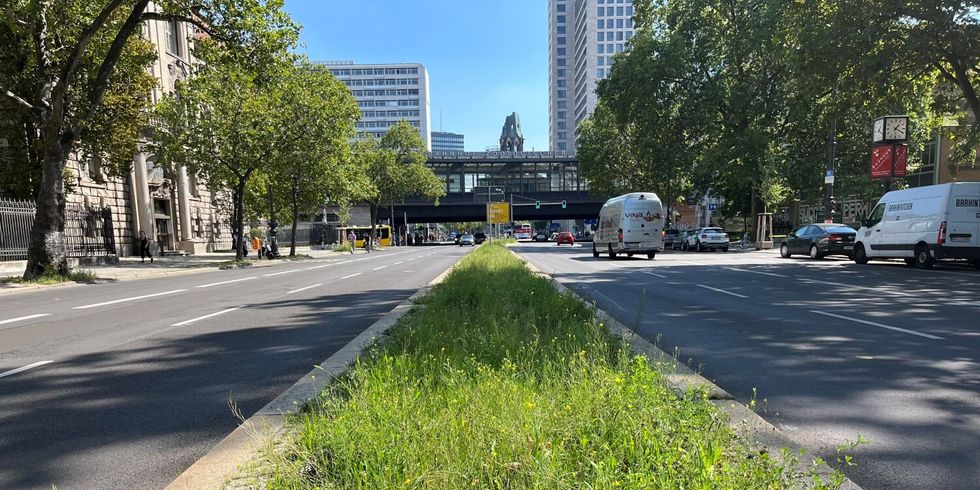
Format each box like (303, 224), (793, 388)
(556, 232), (576, 245)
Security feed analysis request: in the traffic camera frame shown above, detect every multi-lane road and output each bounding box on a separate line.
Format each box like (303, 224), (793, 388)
(0, 246), (469, 489)
(515, 242), (979, 490)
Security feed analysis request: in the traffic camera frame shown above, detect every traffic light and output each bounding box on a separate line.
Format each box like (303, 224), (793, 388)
(561, 200), (567, 209)
(535, 201), (541, 209)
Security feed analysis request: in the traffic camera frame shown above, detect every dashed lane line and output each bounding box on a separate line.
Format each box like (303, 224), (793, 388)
(341, 273), (362, 279)
(696, 284), (748, 299)
(195, 277), (256, 289)
(263, 269), (300, 277)
(810, 310), (945, 340)
(287, 284), (322, 295)
(0, 361), (54, 379)
(170, 306), (244, 327)
(373, 266), (387, 271)
(73, 289), (187, 310)
(0, 314), (51, 326)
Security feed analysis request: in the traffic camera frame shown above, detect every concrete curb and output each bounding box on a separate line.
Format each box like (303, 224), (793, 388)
(513, 251), (861, 489)
(165, 258), (459, 490)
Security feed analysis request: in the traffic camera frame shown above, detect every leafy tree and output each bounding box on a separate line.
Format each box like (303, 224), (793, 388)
(359, 120), (444, 243)
(153, 24), (300, 260)
(0, 0), (295, 278)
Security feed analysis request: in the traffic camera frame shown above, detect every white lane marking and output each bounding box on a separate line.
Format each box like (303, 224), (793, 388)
(263, 269), (300, 277)
(642, 271), (668, 279)
(402, 270), (416, 273)
(170, 306), (243, 327)
(341, 273), (362, 279)
(0, 360), (54, 379)
(373, 266), (387, 271)
(73, 289), (187, 310)
(394, 261), (404, 265)
(810, 310), (945, 340)
(405, 257), (417, 262)
(726, 267), (788, 278)
(0, 314), (51, 326)
(305, 264), (332, 270)
(798, 278), (916, 299)
(696, 284), (748, 299)
(195, 277), (256, 288)
(287, 283), (322, 295)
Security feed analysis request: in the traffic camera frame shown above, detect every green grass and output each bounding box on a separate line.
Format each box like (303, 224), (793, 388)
(1, 268), (99, 285)
(332, 243), (353, 253)
(261, 244), (842, 489)
(218, 259), (252, 270)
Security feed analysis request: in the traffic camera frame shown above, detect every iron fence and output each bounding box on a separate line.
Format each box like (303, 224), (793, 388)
(0, 199), (116, 261)
(0, 199), (34, 261)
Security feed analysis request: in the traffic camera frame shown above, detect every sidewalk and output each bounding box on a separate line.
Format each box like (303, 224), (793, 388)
(0, 245), (366, 289)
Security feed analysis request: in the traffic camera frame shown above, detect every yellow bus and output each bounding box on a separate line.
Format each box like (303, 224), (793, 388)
(339, 225), (392, 248)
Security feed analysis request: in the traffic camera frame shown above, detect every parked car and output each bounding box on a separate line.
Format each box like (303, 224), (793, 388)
(675, 231), (694, 250)
(853, 182), (980, 269)
(592, 192), (664, 259)
(458, 234), (475, 246)
(556, 232), (575, 245)
(780, 223), (856, 259)
(685, 227), (728, 252)
(473, 232), (487, 244)
(533, 231), (550, 242)
(662, 229), (682, 249)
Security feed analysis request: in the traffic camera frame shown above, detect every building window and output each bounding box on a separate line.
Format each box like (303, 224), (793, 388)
(597, 32), (604, 41)
(598, 44), (605, 54)
(557, 69), (566, 77)
(558, 131), (567, 140)
(617, 18), (624, 28)
(597, 68), (605, 77)
(557, 48), (566, 56)
(189, 170), (200, 197)
(558, 111), (566, 118)
(558, 89), (567, 97)
(627, 6), (634, 15)
(617, 6), (624, 15)
(557, 15), (566, 23)
(557, 79), (567, 87)
(597, 57), (605, 66)
(607, 6), (614, 15)
(558, 142), (567, 150)
(616, 43), (624, 52)
(597, 7), (604, 16)
(557, 101), (567, 109)
(557, 3), (566, 12)
(557, 25), (566, 34)
(558, 36), (566, 45)
(617, 31), (624, 41)
(626, 31), (633, 40)
(558, 121), (567, 129)
(557, 58), (566, 66)
(165, 20), (181, 56)
(597, 19), (604, 28)
(87, 155), (104, 183)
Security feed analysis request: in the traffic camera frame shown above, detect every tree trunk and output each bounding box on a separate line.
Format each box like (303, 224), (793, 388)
(233, 180), (246, 260)
(23, 136), (69, 279)
(289, 199), (299, 257)
(369, 204), (378, 242)
(390, 204), (395, 246)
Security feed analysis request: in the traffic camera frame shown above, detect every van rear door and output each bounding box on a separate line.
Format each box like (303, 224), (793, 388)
(946, 184), (980, 250)
(622, 197), (663, 247)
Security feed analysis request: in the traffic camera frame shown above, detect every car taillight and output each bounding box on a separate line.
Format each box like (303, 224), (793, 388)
(618, 228), (623, 241)
(938, 221), (947, 245)
(828, 234), (842, 242)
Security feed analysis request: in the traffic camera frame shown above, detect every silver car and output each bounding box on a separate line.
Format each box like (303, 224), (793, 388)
(458, 234), (476, 246)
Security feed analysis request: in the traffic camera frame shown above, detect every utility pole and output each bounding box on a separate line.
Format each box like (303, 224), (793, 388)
(824, 117), (837, 223)
(267, 184), (279, 257)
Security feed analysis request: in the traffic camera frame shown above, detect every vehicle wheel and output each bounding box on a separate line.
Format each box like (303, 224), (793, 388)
(722, 247), (728, 252)
(904, 258), (915, 267)
(971, 260), (980, 270)
(913, 243), (934, 269)
(627, 252), (634, 257)
(696, 241), (703, 252)
(809, 244), (822, 260)
(853, 243), (869, 264)
(592, 244), (600, 258)
(780, 243), (791, 258)
(608, 244), (617, 259)
(647, 252), (656, 260)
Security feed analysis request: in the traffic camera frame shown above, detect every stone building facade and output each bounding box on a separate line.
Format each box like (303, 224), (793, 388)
(64, 4), (231, 257)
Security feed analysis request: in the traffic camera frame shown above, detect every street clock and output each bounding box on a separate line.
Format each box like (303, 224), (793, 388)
(872, 115), (909, 144)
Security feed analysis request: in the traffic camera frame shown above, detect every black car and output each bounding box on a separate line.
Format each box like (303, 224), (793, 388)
(780, 223), (857, 259)
(473, 232), (487, 244)
(663, 229), (682, 249)
(532, 232), (549, 242)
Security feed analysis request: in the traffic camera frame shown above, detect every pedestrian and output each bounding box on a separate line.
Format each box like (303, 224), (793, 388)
(347, 230), (356, 254)
(139, 230), (153, 263)
(364, 233), (372, 253)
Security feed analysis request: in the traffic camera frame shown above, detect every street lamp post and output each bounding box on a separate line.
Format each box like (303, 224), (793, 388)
(824, 117), (837, 223)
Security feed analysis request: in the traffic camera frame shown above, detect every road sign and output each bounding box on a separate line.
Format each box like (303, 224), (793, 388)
(825, 170), (835, 184)
(487, 202), (510, 224)
(584, 218), (597, 225)
(708, 203), (718, 211)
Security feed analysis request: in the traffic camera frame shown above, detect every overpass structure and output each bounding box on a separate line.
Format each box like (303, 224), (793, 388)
(378, 151), (608, 224)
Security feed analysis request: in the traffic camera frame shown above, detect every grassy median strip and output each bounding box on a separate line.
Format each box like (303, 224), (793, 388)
(260, 244), (838, 488)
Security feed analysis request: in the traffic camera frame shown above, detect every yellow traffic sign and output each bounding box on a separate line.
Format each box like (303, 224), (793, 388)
(487, 202), (510, 224)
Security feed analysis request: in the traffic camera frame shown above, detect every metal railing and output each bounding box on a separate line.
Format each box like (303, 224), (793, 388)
(0, 199), (34, 261)
(0, 199), (117, 261)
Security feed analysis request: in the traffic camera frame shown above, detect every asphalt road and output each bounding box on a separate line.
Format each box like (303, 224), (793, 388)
(514, 242), (979, 490)
(0, 246), (469, 489)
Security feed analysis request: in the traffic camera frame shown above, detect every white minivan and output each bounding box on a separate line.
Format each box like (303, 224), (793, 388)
(592, 192), (664, 259)
(853, 182), (980, 269)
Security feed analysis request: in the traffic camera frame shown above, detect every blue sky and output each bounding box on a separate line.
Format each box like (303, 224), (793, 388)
(283, 0), (549, 151)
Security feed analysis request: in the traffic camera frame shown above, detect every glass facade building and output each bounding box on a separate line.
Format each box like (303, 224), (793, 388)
(548, 0), (634, 153)
(314, 61), (432, 150)
(431, 131), (465, 152)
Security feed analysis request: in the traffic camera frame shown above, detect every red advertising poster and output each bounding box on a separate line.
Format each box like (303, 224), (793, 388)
(893, 144), (908, 177)
(871, 144), (893, 179)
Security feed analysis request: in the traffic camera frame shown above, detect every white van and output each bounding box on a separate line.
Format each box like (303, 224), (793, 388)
(592, 192), (664, 259)
(853, 182), (980, 269)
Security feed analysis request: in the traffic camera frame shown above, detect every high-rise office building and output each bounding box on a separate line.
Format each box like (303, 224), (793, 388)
(431, 131), (465, 152)
(314, 61), (432, 150)
(548, 0), (635, 153)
